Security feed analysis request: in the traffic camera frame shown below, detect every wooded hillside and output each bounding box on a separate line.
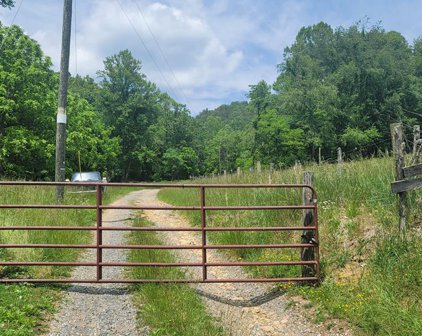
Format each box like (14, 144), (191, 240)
(0, 20), (421, 181)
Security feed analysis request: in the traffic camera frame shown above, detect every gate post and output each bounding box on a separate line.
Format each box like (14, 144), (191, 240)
(301, 172), (316, 278)
(96, 184), (103, 281)
(200, 186), (207, 281)
(390, 123), (407, 232)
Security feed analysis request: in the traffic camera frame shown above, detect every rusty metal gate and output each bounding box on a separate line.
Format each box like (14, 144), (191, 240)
(0, 182), (319, 283)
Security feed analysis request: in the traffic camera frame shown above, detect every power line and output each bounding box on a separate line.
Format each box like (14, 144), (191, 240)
(9, 0), (24, 26)
(132, 0), (187, 104)
(403, 108), (422, 119)
(0, 0), (24, 53)
(116, 0), (179, 100)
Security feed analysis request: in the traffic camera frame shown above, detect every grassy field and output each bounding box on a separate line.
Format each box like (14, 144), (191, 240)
(0, 185), (135, 335)
(159, 156), (422, 336)
(127, 215), (225, 336)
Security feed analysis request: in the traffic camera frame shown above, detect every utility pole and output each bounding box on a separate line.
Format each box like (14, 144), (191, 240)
(55, 0), (72, 201)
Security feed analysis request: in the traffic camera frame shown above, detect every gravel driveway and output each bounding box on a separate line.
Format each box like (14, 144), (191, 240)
(46, 191), (145, 336)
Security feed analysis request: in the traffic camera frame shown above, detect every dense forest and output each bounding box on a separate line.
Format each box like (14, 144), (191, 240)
(0, 18), (421, 181)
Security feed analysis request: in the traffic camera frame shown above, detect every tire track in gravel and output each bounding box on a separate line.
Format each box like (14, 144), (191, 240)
(46, 190), (146, 336)
(140, 189), (353, 336)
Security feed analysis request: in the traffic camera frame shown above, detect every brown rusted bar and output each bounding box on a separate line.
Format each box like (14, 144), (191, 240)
(99, 261), (317, 267)
(0, 277), (319, 284)
(0, 204), (96, 209)
(97, 243), (314, 249)
(0, 260), (316, 267)
(314, 197), (321, 279)
(96, 184), (103, 281)
(0, 226), (317, 232)
(0, 181), (316, 196)
(0, 226), (96, 230)
(0, 262), (96, 266)
(101, 205), (201, 210)
(203, 205), (315, 210)
(201, 186), (207, 280)
(0, 243), (315, 249)
(0, 244), (95, 248)
(204, 226), (317, 231)
(100, 205), (315, 210)
(100, 226), (202, 231)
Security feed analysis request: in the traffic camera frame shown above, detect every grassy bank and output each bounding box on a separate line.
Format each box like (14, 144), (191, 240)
(128, 215), (225, 336)
(0, 185), (135, 335)
(159, 156), (422, 336)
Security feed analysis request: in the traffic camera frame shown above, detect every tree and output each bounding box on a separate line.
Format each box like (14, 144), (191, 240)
(98, 50), (161, 181)
(255, 109), (304, 166)
(0, 24), (57, 179)
(0, 0), (14, 8)
(66, 95), (121, 179)
(273, 21), (418, 161)
(156, 147), (199, 180)
(69, 75), (100, 106)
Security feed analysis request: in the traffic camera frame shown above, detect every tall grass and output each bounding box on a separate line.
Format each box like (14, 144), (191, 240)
(159, 156), (422, 336)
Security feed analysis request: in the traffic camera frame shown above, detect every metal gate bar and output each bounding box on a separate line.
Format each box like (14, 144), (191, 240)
(0, 182), (319, 283)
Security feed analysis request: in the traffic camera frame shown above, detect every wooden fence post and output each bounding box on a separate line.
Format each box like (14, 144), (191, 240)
(237, 167), (241, 176)
(413, 125), (420, 165)
(256, 161), (261, 173)
(318, 147), (322, 165)
(268, 163), (274, 184)
(390, 123), (407, 232)
(337, 147), (343, 165)
(301, 171), (316, 278)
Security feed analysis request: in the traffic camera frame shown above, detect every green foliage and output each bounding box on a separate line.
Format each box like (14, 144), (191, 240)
(66, 95), (121, 179)
(1, 19), (422, 182)
(273, 21), (419, 161)
(156, 147), (199, 180)
(97, 49), (159, 180)
(0, 0), (14, 9)
(255, 109), (304, 166)
(0, 24), (57, 179)
(0, 285), (59, 335)
(247, 80), (271, 115)
(0, 127), (54, 179)
(340, 127), (381, 155)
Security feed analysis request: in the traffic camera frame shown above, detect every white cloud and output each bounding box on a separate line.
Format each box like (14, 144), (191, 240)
(65, 0), (245, 109)
(4, 0), (421, 115)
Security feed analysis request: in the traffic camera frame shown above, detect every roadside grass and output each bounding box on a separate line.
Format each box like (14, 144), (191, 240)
(158, 156), (422, 336)
(128, 215), (225, 336)
(0, 185), (135, 335)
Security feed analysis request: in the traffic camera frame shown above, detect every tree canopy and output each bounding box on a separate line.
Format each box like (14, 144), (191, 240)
(0, 20), (421, 181)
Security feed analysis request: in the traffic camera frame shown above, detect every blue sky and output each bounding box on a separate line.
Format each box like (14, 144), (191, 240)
(1, 0), (421, 114)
